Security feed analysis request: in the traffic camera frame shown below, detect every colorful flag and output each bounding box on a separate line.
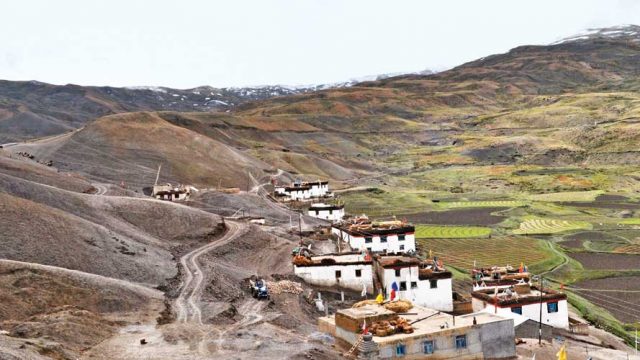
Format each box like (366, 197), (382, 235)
(391, 281), (399, 291)
(361, 283), (367, 298)
(362, 320), (368, 335)
(556, 344), (566, 360)
(376, 292), (384, 304)
(519, 262), (524, 273)
(390, 288), (396, 301)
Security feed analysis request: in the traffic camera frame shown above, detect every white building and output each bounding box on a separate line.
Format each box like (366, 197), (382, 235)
(331, 222), (416, 254)
(152, 184), (191, 201)
(471, 284), (569, 329)
(274, 180), (331, 202)
(375, 255), (453, 312)
(293, 252), (374, 294)
(319, 305), (516, 360)
(308, 203), (345, 222)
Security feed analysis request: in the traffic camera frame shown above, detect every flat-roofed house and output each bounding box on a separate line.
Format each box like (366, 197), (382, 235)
(293, 252), (374, 294)
(332, 218), (416, 254)
(308, 203), (345, 222)
(318, 304), (516, 359)
(471, 284), (569, 329)
(375, 255), (453, 312)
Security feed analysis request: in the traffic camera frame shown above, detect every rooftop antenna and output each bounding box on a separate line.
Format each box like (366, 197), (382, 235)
(154, 164), (162, 186)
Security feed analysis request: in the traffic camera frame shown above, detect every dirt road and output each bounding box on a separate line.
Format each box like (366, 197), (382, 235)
(175, 220), (246, 324)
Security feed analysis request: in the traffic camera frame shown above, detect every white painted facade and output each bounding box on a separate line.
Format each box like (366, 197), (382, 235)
(309, 182), (329, 197)
(293, 254), (374, 293)
(275, 181), (330, 201)
(472, 298), (569, 329)
(308, 204), (345, 222)
(331, 226), (416, 253)
(378, 265), (453, 312)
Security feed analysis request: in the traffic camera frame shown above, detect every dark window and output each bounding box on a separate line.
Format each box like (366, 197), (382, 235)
(380, 236), (387, 243)
(455, 335), (467, 349)
(411, 281), (418, 289)
(315, 210), (320, 215)
(399, 281), (407, 291)
(395, 269), (401, 277)
(430, 280), (438, 289)
(335, 270), (341, 278)
(396, 343), (406, 356)
(355, 269), (362, 277)
(423, 340), (434, 354)
(329, 209), (333, 214)
(398, 234), (406, 241)
(511, 307), (523, 315)
(547, 302), (559, 313)
(365, 237), (373, 243)
(399, 245), (405, 251)
(366, 246), (372, 251)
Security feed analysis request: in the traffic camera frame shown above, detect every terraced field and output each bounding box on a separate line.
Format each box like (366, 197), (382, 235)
(513, 218), (592, 235)
(527, 190), (604, 203)
(438, 200), (527, 209)
(415, 225), (492, 238)
(417, 237), (551, 272)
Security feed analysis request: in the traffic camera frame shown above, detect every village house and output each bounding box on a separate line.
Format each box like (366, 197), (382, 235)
(292, 252), (374, 294)
(331, 216), (416, 254)
(274, 180), (331, 202)
(318, 304), (516, 359)
(151, 183), (192, 201)
(375, 255), (453, 312)
(471, 284), (569, 329)
(307, 203), (345, 222)
(471, 265), (530, 291)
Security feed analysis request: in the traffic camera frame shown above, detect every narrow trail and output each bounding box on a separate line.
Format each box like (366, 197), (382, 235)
(175, 220), (247, 324)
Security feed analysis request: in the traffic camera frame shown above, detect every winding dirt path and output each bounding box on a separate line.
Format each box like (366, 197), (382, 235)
(175, 220), (246, 324)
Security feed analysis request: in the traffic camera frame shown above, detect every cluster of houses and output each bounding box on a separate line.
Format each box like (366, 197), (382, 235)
(287, 189), (571, 359)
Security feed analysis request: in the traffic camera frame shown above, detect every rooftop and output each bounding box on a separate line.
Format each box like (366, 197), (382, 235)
(472, 285), (567, 306)
(294, 252), (372, 267)
(331, 304), (512, 345)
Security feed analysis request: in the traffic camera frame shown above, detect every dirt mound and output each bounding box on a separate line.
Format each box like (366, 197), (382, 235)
(12, 112), (273, 189)
(0, 260), (163, 358)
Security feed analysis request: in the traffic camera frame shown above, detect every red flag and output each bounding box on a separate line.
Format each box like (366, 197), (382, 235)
(390, 288), (396, 301)
(362, 320), (368, 335)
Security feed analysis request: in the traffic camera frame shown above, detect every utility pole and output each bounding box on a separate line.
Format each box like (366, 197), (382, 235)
(539, 275), (544, 345)
(298, 213), (303, 245)
(154, 164), (162, 186)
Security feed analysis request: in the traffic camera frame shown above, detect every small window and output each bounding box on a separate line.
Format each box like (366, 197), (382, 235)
(511, 307), (523, 315)
(400, 281), (407, 291)
(547, 302), (559, 313)
(455, 335), (467, 349)
(335, 270), (341, 278)
(399, 245), (405, 251)
(355, 269), (362, 277)
(329, 209), (333, 214)
(365, 237), (373, 243)
(395, 269), (401, 277)
(411, 281), (418, 289)
(398, 234), (406, 241)
(423, 340), (434, 354)
(430, 280), (438, 289)
(315, 210), (320, 215)
(366, 246), (372, 251)
(380, 236), (387, 243)
(396, 343), (406, 356)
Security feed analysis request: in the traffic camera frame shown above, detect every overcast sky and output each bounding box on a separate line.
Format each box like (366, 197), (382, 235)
(2, 0), (640, 88)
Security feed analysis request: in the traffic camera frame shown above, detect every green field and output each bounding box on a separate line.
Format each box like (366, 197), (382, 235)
(415, 224), (492, 238)
(527, 190), (604, 202)
(417, 237), (555, 272)
(513, 218), (592, 235)
(438, 200), (527, 209)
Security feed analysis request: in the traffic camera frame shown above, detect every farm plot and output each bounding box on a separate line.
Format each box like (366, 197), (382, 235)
(572, 276), (640, 323)
(528, 190), (604, 203)
(513, 218), (592, 235)
(438, 200), (526, 209)
(561, 231), (629, 252)
(415, 225), (491, 239)
(568, 253), (640, 270)
(398, 207), (506, 226)
(417, 237), (550, 272)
